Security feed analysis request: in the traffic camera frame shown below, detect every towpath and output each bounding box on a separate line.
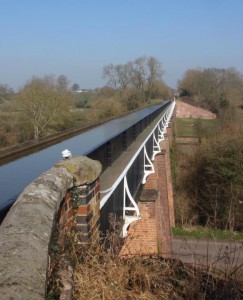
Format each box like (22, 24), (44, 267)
(172, 238), (243, 271)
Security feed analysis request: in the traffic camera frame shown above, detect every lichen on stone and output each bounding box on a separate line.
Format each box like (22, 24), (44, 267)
(55, 156), (102, 186)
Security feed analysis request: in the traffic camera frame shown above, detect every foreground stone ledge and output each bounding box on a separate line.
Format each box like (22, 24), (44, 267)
(0, 156), (101, 300)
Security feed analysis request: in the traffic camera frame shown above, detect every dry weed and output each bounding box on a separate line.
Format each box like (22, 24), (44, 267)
(47, 225), (243, 299)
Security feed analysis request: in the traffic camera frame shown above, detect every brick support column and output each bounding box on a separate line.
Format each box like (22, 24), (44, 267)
(120, 141), (174, 256)
(74, 179), (100, 243)
(59, 179), (100, 243)
(119, 190), (158, 256)
(57, 156), (102, 244)
(59, 191), (73, 229)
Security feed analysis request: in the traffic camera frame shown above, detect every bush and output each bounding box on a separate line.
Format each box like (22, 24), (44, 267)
(176, 124), (243, 231)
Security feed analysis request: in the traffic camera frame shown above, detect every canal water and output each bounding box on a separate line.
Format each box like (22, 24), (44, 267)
(0, 103), (166, 210)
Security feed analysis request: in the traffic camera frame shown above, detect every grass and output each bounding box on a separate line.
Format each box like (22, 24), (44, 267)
(172, 226), (243, 241)
(175, 118), (217, 138)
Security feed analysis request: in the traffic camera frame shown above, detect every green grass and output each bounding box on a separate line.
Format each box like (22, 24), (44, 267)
(175, 118), (217, 138)
(172, 226), (243, 241)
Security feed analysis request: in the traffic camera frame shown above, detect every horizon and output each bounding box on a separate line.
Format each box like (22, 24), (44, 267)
(1, 0), (243, 91)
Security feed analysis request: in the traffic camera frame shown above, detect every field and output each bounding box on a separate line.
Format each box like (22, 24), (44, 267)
(175, 118), (217, 138)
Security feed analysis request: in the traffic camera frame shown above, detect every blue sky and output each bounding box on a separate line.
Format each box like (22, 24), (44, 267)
(1, 0), (243, 90)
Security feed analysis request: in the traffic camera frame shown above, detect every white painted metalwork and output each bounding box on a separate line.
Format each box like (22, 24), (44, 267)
(100, 100), (176, 237)
(122, 176), (141, 237)
(158, 122), (165, 142)
(152, 132), (161, 161)
(142, 146), (155, 184)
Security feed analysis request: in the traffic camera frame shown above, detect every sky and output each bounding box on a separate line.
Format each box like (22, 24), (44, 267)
(1, 0), (243, 90)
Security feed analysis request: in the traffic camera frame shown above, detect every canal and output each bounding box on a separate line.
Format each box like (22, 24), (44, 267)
(0, 102), (168, 212)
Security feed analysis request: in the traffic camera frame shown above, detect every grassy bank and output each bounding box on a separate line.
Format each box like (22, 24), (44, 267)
(172, 226), (243, 241)
(175, 118), (217, 138)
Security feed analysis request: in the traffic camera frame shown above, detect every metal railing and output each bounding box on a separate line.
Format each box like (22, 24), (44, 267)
(87, 101), (170, 171)
(99, 100), (176, 236)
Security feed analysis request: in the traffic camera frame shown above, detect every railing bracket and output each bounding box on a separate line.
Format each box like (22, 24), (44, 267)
(142, 146), (155, 184)
(122, 176), (141, 237)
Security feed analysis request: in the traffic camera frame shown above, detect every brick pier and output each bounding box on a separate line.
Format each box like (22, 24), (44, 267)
(120, 131), (174, 256)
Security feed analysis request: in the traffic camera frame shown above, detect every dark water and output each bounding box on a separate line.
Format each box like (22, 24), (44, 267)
(0, 104), (165, 209)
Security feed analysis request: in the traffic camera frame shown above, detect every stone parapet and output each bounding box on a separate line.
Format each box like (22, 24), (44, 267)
(0, 156), (101, 300)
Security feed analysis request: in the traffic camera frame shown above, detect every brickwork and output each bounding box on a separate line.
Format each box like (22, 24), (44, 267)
(120, 136), (174, 256)
(119, 200), (158, 255)
(59, 192), (73, 229)
(176, 100), (216, 119)
(59, 179), (100, 243)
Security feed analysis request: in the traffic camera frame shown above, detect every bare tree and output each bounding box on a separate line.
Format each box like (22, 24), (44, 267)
(147, 56), (163, 100)
(103, 64), (119, 89)
(178, 67), (243, 112)
(115, 62), (132, 92)
(16, 76), (70, 139)
(103, 56), (168, 108)
(57, 75), (69, 92)
(131, 56), (147, 101)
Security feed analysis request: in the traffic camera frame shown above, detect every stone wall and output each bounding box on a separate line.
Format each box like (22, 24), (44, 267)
(0, 156), (101, 300)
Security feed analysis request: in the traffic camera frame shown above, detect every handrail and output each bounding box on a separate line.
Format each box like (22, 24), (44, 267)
(100, 101), (175, 208)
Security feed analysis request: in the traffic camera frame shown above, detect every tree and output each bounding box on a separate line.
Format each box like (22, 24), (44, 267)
(147, 56), (163, 100)
(131, 56), (147, 101)
(72, 83), (80, 92)
(0, 84), (14, 96)
(115, 63), (132, 92)
(178, 68), (243, 113)
(57, 75), (69, 92)
(16, 76), (70, 139)
(103, 56), (167, 107)
(103, 64), (119, 89)
(0, 83), (14, 104)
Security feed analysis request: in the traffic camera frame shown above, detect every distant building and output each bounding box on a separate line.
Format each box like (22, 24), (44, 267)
(75, 88), (97, 93)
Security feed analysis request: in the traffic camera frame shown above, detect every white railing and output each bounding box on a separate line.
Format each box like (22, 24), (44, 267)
(100, 100), (176, 237)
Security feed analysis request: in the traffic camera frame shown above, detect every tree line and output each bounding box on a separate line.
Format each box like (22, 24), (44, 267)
(178, 67), (243, 113)
(103, 56), (171, 110)
(0, 56), (171, 148)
